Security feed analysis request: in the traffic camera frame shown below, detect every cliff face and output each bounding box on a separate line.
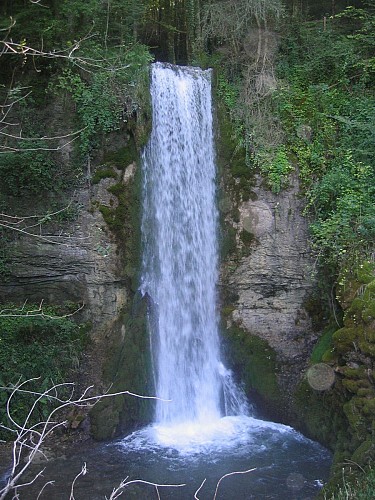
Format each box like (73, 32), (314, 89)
(0, 154), (151, 439)
(230, 175), (315, 360)
(0, 180), (127, 331)
(221, 169), (320, 422)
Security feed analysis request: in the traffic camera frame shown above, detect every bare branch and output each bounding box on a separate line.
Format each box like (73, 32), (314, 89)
(0, 36), (131, 73)
(69, 463), (87, 500)
(0, 380), (170, 500)
(29, 0), (49, 8)
(0, 300), (85, 320)
(0, 134), (82, 153)
(194, 478), (206, 499)
(213, 468), (256, 500)
(0, 201), (92, 246)
(0, 17), (16, 32)
(0, 125), (88, 142)
(36, 480), (55, 500)
(107, 478), (186, 500)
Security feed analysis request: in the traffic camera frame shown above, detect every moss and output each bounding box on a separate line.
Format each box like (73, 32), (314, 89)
(358, 340), (375, 357)
(103, 138), (138, 170)
(222, 305), (235, 316)
(357, 388), (374, 398)
(240, 229), (255, 246)
(90, 295), (154, 440)
(333, 327), (359, 353)
(343, 399), (367, 440)
(362, 296), (375, 325)
(222, 324), (281, 410)
(92, 167), (118, 184)
(220, 224), (237, 259)
(342, 379), (361, 394)
(310, 325), (336, 363)
(99, 163), (141, 290)
(362, 399), (375, 416)
(356, 261), (375, 284)
(342, 379), (371, 394)
(322, 348), (338, 363)
(351, 440), (374, 465)
(90, 145), (150, 440)
(294, 377), (348, 451)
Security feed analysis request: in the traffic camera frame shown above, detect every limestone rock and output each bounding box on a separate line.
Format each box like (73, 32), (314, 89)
(222, 173), (318, 409)
(0, 182), (127, 328)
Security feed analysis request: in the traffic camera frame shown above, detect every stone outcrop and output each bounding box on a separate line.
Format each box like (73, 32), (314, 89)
(0, 177), (128, 332)
(222, 172), (320, 418)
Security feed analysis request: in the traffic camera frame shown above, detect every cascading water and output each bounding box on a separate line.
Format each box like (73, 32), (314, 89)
(12, 63), (332, 499)
(140, 62), (248, 437)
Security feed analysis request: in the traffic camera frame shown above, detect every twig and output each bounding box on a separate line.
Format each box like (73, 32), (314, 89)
(69, 463), (87, 500)
(194, 478), (206, 499)
(213, 468), (256, 500)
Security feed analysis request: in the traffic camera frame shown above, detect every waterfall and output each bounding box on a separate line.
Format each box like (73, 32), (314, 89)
(140, 62), (248, 434)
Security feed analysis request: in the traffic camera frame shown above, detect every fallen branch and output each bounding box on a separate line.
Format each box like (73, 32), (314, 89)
(0, 379), (169, 500)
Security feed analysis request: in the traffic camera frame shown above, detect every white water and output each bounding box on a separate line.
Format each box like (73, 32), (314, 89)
(136, 66), (328, 500)
(140, 62), (249, 445)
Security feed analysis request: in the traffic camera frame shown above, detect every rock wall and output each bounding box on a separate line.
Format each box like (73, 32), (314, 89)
(0, 154), (152, 439)
(221, 168), (320, 422)
(0, 178), (127, 332)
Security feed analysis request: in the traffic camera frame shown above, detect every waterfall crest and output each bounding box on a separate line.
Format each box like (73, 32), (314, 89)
(141, 62), (248, 432)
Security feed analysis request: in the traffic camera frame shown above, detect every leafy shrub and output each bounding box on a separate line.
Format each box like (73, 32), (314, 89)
(258, 146), (294, 193)
(0, 305), (89, 440)
(0, 143), (57, 196)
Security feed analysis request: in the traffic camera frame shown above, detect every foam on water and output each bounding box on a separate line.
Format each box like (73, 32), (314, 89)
(119, 415), (307, 458)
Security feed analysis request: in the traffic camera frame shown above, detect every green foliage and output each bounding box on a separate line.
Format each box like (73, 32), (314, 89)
(274, 12), (375, 272)
(310, 325), (336, 364)
(216, 72), (240, 112)
(258, 146), (294, 193)
(307, 154), (375, 265)
(0, 304), (89, 440)
(326, 464), (375, 499)
(92, 167), (118, 185)
(52, 44), (152, 156)
(0, 143), (57, 196)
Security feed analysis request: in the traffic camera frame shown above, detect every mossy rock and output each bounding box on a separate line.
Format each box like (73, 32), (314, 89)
(339, 366), (367, 379)
(103, 139), (138, 170)
(345, 297), (366, 322)
(222, 324), (281, 412)
(362, 297), (375, 325)
(342, 378), (371, 394)
(357, 388), (374, 398)
(294, 378), (347, 450)
(343, 398), (368, 439)
(362, 398), (375, 417)
(342, 379), (360, 394)
(364, 327), (375, 342)
(90, 295), (154, 440)
(222, 305), (235, 316)
(358, 339), (375, 357)
(356, 261), (375, 284)
(333, 327), (360, 353)
(240, 229), (255, 246)
(220, 224), (237, 259)
(92, 166), (119, 184)
(351, 439), (374, 464)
